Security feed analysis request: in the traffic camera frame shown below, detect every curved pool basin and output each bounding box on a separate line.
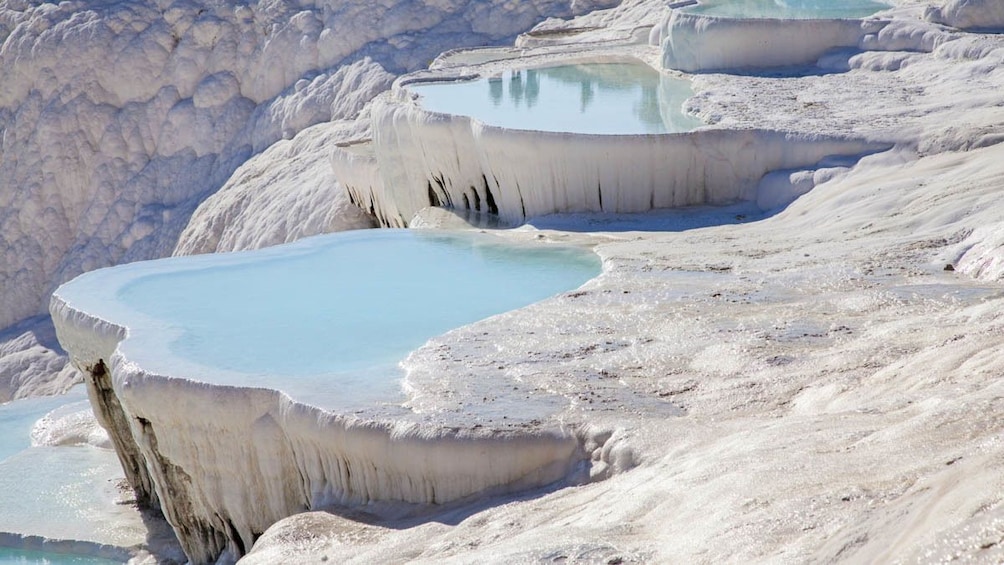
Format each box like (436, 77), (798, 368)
(54, 229), (600, 411)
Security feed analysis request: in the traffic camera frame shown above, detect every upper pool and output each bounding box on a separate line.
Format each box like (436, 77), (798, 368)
(680, 0), (890, 20)
(55, 230), (600, 411)
(407, 63), (703, 135)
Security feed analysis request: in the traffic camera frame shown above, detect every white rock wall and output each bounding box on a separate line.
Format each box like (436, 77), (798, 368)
(0, 318), (80, 402)
(173, 118), (381, 256)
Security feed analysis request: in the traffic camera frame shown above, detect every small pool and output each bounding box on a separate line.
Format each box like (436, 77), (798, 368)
(0, 389), (88, 463)
(56, 230), (600, 411)
(680, 0), (890, 20)
(0, 548), (120, 565)
(0, 389), (139, 564)
(407, 63), (703, 135)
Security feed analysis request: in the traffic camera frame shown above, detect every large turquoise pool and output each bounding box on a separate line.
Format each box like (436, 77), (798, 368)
(680, 0), (890, 20)
(407, 63), (703, 135)
(56, 229), (600, 411)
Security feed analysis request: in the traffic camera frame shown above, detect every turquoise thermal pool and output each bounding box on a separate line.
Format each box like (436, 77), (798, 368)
(680, 0), (890, 20)
(55, 229), (600, 411)
(407, 63), (703, 134)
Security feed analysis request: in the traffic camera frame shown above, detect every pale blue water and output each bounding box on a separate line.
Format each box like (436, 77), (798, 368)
(408, 63), (703, 134)
(0, 549), (118, 565)
(0, 388), (126, 564)
(682, 0), (890, 19)
(0, 388), (87, 463)
(61, 230), (600, 410)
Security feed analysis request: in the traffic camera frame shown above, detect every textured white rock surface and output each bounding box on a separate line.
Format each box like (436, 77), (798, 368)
(926, 0), (1004, 30)
(248, 141), (1004, 565)
(25, 0), (1004, 564)
(174, 118), (381, 256)
(0, 318), (80, 402)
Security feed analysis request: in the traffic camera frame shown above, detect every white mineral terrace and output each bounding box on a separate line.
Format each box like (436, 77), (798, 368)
(657, 0), (894, 72)
(333, 53), (890, 228)
(11, 0), (1004, 563)
(49, 229), (612, 563)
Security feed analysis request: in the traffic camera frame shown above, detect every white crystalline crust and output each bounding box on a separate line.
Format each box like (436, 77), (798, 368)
(248, 5), (1004, 565)
(956, 223), (1004, 281)
(252, 146), (1004, 565)
(173, 118), (381, 256)
(0, 318), (80, 402)
(0, 0), (619, 331)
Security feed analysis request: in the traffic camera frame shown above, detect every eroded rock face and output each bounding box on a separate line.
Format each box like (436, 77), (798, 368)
(0, 0), (620, 332)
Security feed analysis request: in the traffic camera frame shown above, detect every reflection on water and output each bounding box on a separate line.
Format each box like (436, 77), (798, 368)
(682, 0), (890, 19)
(410, 63), (702, 134)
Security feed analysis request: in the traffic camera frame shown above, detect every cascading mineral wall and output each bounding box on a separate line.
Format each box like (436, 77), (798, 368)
(50, 292), (593, 563)
(656, 12), (888, 72)
(336, 83), (890, 227)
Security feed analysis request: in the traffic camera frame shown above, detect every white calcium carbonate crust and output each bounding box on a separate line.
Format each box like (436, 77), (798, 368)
(28, 0), (1004, 563)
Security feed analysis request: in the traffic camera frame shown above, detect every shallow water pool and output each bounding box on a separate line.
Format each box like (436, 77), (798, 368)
(0, 549), (119, 565)
(0, 389), (137, 564)
(57, 229), (600, 411)
(681, 0), (890, 20)
(407, 63), (703, 134)
(0, 389), (88, 463)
